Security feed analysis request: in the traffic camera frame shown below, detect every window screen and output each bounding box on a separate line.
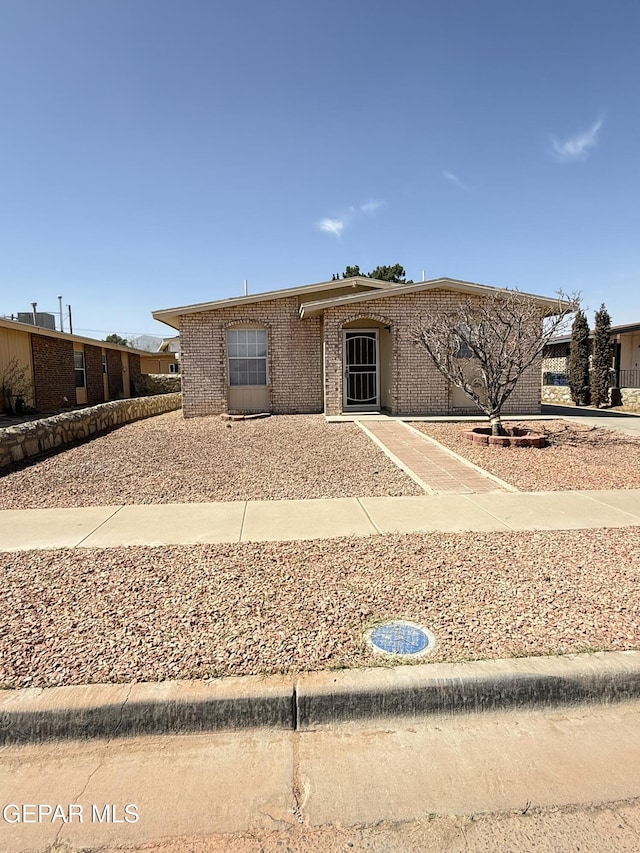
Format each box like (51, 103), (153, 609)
(74, 351), (86, 388)
(227, 329), (268, 386)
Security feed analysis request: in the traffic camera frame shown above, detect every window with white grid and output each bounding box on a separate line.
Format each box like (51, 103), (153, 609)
(227, 328), (268, 386)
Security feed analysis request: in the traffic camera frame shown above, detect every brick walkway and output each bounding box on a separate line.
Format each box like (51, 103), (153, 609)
(359, 420), (512, 494)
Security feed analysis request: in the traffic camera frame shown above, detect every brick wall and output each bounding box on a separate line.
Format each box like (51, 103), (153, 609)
(128, 352), (141, 384)
(85, 344), (104, 405)
(180, 288), (543, 418)
(107, 350), (123, 400)
(181, 296), (322, 417)
(502, 351), (543, 414)
(31, 335), (76, 411)
(322, 289), (542, 416)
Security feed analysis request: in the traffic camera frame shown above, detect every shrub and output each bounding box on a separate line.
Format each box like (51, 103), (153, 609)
(590, 304), (612, 408)
(567, 309), (591, 406)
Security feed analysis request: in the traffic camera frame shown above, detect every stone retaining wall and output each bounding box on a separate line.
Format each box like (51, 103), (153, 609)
(541, 386), (572, 404)
(0, 393), (182, 468)
(541, 385), (640, 409)
(620, 387), (640, 408)
(133, 373), (182, 395)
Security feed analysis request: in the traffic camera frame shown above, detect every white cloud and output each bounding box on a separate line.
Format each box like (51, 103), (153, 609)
(317, 200), (384, 236)
(442, 171), (469, 190)
(360, 199), (384, 214)
(318, 217), (345, 237)
(550, 117), (604, 162)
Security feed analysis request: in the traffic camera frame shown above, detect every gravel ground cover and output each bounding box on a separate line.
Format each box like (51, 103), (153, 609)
(413, 419), (640, 491)
(2, 529), (639, 688)
(0, 412), (422, 509)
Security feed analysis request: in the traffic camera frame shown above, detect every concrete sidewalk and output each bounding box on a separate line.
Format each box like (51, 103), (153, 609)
(542, 404), (640, 437)
(0, 489), (639, 551)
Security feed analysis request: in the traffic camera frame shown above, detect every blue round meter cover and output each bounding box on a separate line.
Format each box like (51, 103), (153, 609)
(369, 621), (431, 655)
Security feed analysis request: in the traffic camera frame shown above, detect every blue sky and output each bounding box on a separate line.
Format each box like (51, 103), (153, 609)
(1, 0), (639, 341)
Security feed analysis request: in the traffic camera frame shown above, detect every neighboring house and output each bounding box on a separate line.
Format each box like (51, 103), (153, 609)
(542, 321), (640, 406)
(139, 338), (181, 375)
(159, 336), (181, 356)
(153, 276), (559, 419)
(0, 317), (147, 412)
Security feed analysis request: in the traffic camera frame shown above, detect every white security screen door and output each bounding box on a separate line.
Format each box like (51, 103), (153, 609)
(343, 329), (380, 411)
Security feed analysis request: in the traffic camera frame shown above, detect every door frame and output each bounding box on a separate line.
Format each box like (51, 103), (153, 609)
(342, 328), (380, 411)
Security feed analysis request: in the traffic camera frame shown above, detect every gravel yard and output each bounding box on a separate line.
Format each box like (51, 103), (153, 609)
(413, 420), (640, 491)
(2, 529), (639, 689)
(0, 412), (422, 509)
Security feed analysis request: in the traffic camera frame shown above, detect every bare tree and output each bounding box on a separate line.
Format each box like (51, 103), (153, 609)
(411, 289), (578, 435)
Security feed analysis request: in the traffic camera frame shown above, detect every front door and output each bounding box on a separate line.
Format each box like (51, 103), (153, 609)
(343, 330), (380, 411)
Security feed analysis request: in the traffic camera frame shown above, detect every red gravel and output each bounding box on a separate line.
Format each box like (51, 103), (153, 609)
(413, 420), (640, 491)
(0, 413), (422, 509)
(2, 529), (639, 689)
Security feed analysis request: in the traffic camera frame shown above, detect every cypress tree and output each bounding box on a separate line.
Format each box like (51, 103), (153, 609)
(590, 304), (612, 408)
(567, 309), (591, 406)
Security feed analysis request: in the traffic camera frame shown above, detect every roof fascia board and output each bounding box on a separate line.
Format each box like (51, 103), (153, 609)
(299, 278), (569, 318)
(152, 277), (393, 328)
(549, 321), (640, 346)
(0, 317), (150, 355)
(611, 322), (640, 335)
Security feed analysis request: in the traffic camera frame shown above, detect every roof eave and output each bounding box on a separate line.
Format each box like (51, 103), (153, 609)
(0, 317), (151, 354)
(152, 276), (394, 328)
(299, 278), (570, 319)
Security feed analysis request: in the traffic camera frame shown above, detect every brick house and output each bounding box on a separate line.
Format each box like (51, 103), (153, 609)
(153, 276), (558, 418)
(0, 317), (145, 412)
(542, 321), (640, 407)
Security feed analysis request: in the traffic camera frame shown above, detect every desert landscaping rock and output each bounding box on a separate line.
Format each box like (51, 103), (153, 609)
(0, 394), (182, 469)
(1, 528), (639, 689)
(415, 420), (640, 491)
(0, 413), (423, 509)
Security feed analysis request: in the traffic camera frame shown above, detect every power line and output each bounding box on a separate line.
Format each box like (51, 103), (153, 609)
(71, 327), (168, 337)
(1, 313), (170, 338)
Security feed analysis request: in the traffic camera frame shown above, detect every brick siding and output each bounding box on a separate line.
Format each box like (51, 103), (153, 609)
(128, 352), (141, 386)
(181, 296), (322, 417)
(106, 349), (123, 400)
(323, 289), (541, 416)
(85, 344), (104, 405)
(31, 335), (76, 411)
(180, 288), (542, 418)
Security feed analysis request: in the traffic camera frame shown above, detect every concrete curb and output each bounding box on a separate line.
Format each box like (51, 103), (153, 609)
(0, 676), (293, 744)
(1, 651), (640, 743)
(296, 651), (640, 727)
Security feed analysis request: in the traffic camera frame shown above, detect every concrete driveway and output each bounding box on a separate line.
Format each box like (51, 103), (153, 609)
(543, 404), (640, 438)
